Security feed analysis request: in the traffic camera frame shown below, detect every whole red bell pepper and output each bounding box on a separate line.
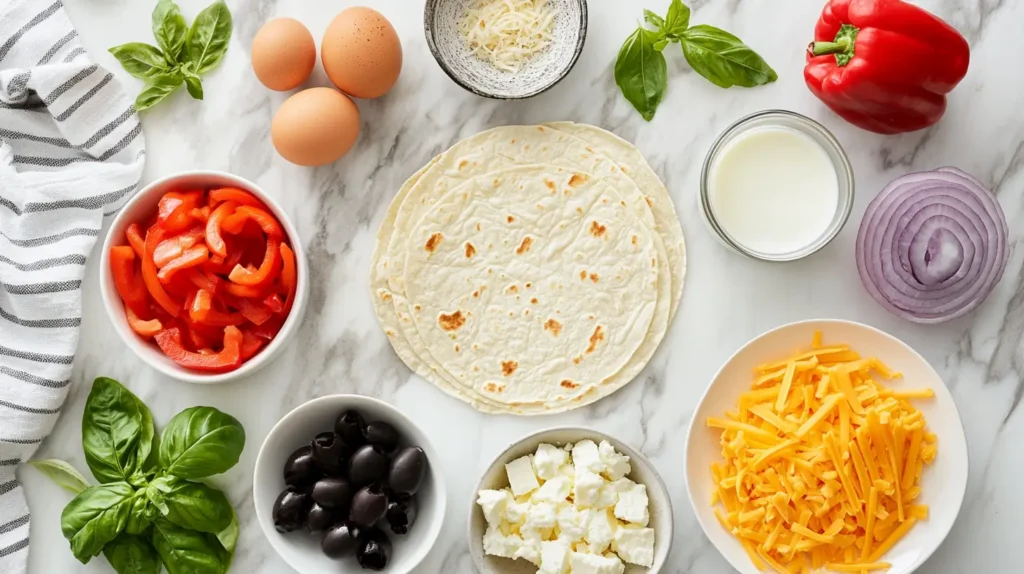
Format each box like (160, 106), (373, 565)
(804, 0), (969, 134)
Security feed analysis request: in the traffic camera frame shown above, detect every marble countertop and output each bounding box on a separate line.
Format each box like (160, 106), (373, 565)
(20, 0), (1024, 572)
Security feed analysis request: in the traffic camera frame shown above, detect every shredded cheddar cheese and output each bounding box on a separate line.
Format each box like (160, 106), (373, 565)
(707, 331), (937, 573)
(458, 0), (556, 73)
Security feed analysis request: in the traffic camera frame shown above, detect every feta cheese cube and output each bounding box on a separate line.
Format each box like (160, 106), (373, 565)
(504, 500), (530, 525)
(563, 442), (574, 452)
(534, 443), (569, 480)
(558, 463), (575, 483)
(505, 455), (541, 497)
(569, 551), (625, 574)
(594, 483), (619, 510)
(613, 526), (655, 567)
(483, 524), (522, 559)
(571, 440), (605, 474)
(598, 441), (631, 480)
(556, 505), (587, 543)
(532, 475), (572, 505)
(476, 489), (512, 526)
(608, 477), (638, 493)
(586, 509), (618, 554)
(573, 469), (605, 508)
(614, 483), (649, 526)
(538, 540), (571, 574)
(525, 502), (558, 530)
(513, 538), (542, 566)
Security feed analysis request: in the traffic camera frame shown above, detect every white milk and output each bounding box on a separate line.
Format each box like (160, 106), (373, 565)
(708, 127), (839, 255)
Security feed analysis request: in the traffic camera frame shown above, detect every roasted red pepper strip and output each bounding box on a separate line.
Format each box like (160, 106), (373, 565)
(185, 269), (221, 294)
(227, 295), (273, 325)
(209, 187), (266, 209)
(109, 246), (149, 315)
(250, 316), (283, 340)
(125, 306), (162, 338)
(228, 238), (281, 287)
(279, 243), (297, 316)
(220, 211), (249, 235)
(153, 227), (206, 267)
(232, 206), (284, 239)
(157, 245), (209, 283)
(222, 282), (264, 298)
(155, 325), (243, 373)
(191, 206), (211, 222)
(158, 190), (202, 233)
(142, 227), (182, 317)
(125, 223), (147, 259)
(263, 293), (284, 314)
(189, 288), (245, 326)
(805, 0), (970, 134)
(240, 329), (265, 361)
(205, 201), (237, 258)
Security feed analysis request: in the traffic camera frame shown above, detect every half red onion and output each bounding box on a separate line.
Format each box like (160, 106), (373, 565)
(855, 167), (1008, 323)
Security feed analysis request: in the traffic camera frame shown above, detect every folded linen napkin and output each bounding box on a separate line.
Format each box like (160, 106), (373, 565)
(0, 0), (145, 571)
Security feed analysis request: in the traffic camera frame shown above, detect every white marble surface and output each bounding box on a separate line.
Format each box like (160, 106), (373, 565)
(19, 0), (1024, 572)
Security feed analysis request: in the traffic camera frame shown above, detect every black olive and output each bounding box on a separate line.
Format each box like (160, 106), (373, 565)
(385, 496), (417, 535)
(349, 484), (388, 527)
(311, 432), (352, 476)
(387, 446), (427, 495)
(349, 444), (389, 488)
(321, 521), (363, 559)
(311, 476), (355, 513)
(283, 445), (321, 488)
(356, 528), (392, 571)
(306, 502), (336, 532)
(334, 410), (366, 447)
(363, 421), (399, 453)
(272, 487), (310, 533)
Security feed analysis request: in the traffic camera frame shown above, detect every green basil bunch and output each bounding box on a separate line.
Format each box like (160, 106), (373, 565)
(31, 377), (244, 574)
(615, 0), (777, 120)
(108, 0), (233, 111)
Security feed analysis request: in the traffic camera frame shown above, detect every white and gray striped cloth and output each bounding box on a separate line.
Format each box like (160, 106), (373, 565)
(0, 0), (145, 570)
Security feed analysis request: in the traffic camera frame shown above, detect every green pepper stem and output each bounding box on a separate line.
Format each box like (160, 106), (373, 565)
(808, 24), (859, 67)
(810, 39), (850, 56)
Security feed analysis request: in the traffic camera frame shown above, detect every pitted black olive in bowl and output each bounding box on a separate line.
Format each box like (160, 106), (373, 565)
(271, 408), (430, 571)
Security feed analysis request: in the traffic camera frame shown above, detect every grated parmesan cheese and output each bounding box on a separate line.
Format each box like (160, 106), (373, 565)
(458, 0), (556, 73)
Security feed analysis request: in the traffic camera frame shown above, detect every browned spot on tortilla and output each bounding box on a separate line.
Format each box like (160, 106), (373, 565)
(561, 380), (579, 389)
(530, 298), (538, 304)
(472, 290), (479, 298)
(465, 242), (476, 258)
(621, 200), (627, 207)
(524, 144), (530, 150)
(564, 189), (570, 196)
(585, 146), (594, 153)
(537, 203), (544, 210)
(589, 273), (599, 283)
(414, 304), (421, 311)
(507, 285), (518, 293)
(525, 282), (532, 288)
(458, 159), (468, 170)
(483, 382), (499, 393)
(536, 127), (544, 132)
(507, 215), (515, 223)
(476, 223), (481, 231)
(524, 309), (530, 315)
(516, 236), (533, 255)
(493, 178), (500, 187)
(576, 207), (583, 214)
(573, 355), (582, 365)
(631, 235), (638, 246)
(438, 310), (465, 331)
(509, 311), (514, 317)
(544, 318), (562, 336)
(454, 344), (461, 352)
(586, 325), (605, 354)
(425, 232), (443, 252)
(579, 270), (586, 280)
(501, 360), (518, 376)
(569, 173), (588, 187)
(589, 221), (607, 237)
(645, 197), (653, 207)
(380, 292), (392, 302)
(473, 366), (479, 372)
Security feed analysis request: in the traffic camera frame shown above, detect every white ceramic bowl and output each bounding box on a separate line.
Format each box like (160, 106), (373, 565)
(469, 426), (673, 573)
(684, 319), (968, 574)
(253, 395), (446, 574)
(99, 170), (309, 384)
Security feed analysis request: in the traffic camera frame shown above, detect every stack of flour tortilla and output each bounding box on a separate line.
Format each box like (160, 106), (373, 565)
(371, 123), (685, 414)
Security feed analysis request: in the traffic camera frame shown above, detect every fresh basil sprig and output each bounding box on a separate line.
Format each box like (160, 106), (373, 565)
(615, 0), (777, 120)
(32, 377), (244, 574)
(109, 0), (232, 111)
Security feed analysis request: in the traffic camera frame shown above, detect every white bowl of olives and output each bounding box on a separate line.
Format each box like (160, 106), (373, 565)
(253, 395), (446, 573)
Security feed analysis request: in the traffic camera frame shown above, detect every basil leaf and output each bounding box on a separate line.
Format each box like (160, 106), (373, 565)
(614, 27), (667, 121)
(60, 482), (135, 563)
(103, 533), (161, 574)
(185, 0), (232, 75)
(108, 43), (168, 80)
(216, 506), (238, 554)
(158, 407), (245, 479)
(82, 378), (155, 484)
(679, 24), (777, 88)
(643, 9), (664, 29)
(152, 0), (187, 62)
(28, 459), (90, 494)
(135, 71), (183, 111)
(183, 72), (203, 100)
(663, 0), (691, 38)
(152, 520), (230, 574)
(158, 477), (233, 533)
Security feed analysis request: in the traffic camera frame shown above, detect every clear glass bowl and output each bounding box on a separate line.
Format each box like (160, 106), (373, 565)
(699, 110), (855, 262)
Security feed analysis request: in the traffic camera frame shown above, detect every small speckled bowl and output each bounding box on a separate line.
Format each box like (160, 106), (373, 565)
(424, 0), (588, 99)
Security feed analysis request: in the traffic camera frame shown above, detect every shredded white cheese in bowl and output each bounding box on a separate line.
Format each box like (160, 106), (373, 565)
(458, 0), (557, 73)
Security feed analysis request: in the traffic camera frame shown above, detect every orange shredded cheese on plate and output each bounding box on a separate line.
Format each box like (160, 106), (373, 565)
(707, 331), (937, 573)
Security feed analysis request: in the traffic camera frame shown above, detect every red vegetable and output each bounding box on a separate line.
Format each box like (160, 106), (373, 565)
(205, 200), (237, 258)
(153, 227), (205, 267)
(109, 246), (149, 315)
(125, 306), (162, 338)
(142, 227), (182, 317)
(232, 206), (284, 239)
(228, 238), (280, 287)
(210, 187), (266, 208)
(125, 223), (147, 258)
(155, 326), (243, 372)
(240, 329), (265, 360)
(279, 243), (297, 316)
(157, 245), (210, 283)
(158, 190), (202, 233)
(805, 0), (970, 134)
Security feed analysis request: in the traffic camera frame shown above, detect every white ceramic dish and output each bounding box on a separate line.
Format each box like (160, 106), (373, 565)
(684, 319), (968, 574)
(99, 170), (309, 384)
(253, 395), (446, 574)
(469, 426), (673, 573)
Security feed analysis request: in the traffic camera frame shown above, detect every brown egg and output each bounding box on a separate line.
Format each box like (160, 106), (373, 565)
(252, 18), (316, 91)
(321, 7), (402, 99)
(271, 88), (360, 166)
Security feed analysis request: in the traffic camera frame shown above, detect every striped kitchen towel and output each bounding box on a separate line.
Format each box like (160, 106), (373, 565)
(0, 0), (145, 570)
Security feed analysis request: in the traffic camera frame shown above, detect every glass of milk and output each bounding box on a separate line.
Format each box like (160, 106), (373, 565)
(700, 110), (854, 261)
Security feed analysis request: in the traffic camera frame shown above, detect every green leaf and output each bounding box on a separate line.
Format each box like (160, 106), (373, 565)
(152, 0), (188, 62)
(183, 72), (203, 100)
(152, 520), (230, 574)
(158, 407), (245, 480)
(135, 71), (184, 111)
(60, 482), (135, 563)
(157, 477), (233, 533)
(103, 534), (161, 574)
(663, 0), (691, 38)
(185, 0), (232, 74)
(108, 43), (169, 79)
(216, 506), (238, 554)
(679, 24), (778, 88)
(124, 491), (152, 536)
(614, 27), (668, 121)
(82, 378), (155, 484)
(643, 9), (664, 30)
(29, 459), (90, 494)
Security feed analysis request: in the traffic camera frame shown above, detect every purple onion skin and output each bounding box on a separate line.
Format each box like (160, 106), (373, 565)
(855, 167), (1008, 323)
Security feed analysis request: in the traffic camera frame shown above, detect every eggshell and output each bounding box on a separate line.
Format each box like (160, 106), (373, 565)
(271, 88), (360, 166)
(252, 18), (316, 91)
(321, 7), (402, 99)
